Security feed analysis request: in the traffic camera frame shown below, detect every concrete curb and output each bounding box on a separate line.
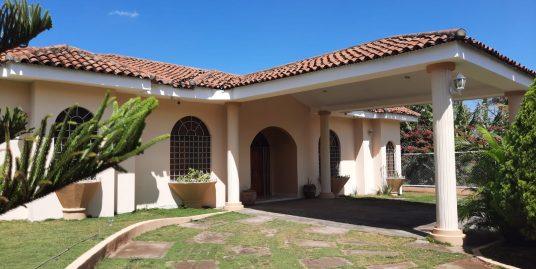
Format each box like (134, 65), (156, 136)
(471, 240), (520, 269)
(66, 211), (226, 269)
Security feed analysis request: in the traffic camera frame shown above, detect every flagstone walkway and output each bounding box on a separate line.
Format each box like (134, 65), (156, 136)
(97, 210), (491, 268)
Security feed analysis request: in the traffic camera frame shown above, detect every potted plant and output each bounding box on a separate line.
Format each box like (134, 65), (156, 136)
(331, 175), (350, 196)
(386, 170), (405, 195)
(55, 177), (101, 220)
(168, 168), (216, 208)
(303, 178), (317, 199)
(241, 189), (257, 206)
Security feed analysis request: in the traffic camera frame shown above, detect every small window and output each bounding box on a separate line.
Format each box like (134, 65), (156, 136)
(54, 106), (94, 151)
(386, 142), (396, 177)
(170, 116), (211, 178)
(318, 130), (341, 177)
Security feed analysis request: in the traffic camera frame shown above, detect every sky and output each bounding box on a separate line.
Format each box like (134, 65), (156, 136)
(27, 0), (536, 76)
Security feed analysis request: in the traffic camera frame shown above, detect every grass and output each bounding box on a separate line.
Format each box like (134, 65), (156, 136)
(97, 212), (467, 269)
(353, 192), (437, 204)
(0, 207), (218, 269)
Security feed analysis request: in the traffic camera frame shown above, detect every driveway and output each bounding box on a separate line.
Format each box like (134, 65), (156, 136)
(249, 197), (436, 237)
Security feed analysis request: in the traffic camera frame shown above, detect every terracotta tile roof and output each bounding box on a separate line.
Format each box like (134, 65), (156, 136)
(0, 45), (153, 80)
(368, 107), (421, 117)
(233, 28), (535, 88)
(1, 29), (533, 91)
(98, 54), (241, 89)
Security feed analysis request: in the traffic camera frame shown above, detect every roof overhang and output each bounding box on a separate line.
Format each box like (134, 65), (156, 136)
(228, 41), (533, 111)
(346, 111), (418, 122)
(1, 40), (533, 111)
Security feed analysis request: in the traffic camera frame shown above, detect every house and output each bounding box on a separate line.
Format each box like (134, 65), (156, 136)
(0, 29), (533, 246)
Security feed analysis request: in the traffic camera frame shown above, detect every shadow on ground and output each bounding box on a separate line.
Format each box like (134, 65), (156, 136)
(250, 197), (435, 236)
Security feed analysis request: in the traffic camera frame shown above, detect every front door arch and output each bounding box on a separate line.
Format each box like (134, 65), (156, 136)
(250, 127), (298, 198)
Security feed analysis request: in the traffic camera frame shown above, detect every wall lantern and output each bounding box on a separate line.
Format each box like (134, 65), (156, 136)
(450, 73), (467, 95)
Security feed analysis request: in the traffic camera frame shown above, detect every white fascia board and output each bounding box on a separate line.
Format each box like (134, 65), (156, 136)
(454, 42), (533, 88)
(230, 43), (461, 101)
(348, 111), (418, 122)
(3, 63), (152, 91)
(151, 84), (230, 102)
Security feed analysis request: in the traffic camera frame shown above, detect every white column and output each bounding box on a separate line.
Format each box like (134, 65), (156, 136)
(505, 90), (525, 124)
(224, 102), (244, 211)
(319, 111), (334, 198)
(427, 62), (465, 246)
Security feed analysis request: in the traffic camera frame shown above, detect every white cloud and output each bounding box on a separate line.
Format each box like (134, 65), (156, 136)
(108, 10), (139, 18)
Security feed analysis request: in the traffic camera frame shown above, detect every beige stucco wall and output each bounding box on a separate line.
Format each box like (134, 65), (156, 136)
(0, 78), (404, 220)
(0, 80), (32, 113)
(239, 95), (311, 197)
(125, 95), (227, 209)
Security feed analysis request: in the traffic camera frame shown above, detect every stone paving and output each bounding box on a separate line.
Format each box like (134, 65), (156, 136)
(109, 241), (173, 259)
(366, 261), (417, 269)
(435, 258), (492, 269)
(101, 209), (497, 269)
(293, 239), (337, 248)
(299, 257), (352, 269)
(166, 260), (218, 269)
(191, 231), (230, 244)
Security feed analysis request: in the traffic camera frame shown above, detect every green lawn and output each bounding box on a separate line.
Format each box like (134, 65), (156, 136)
(0, 208), (218, 269)
(353, 192), (438, 204)
(97, 212), (467, 269)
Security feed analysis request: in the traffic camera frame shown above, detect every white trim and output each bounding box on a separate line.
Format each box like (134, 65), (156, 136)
(150, 84), (230, 102)
(1, 40), (532, 105)
(230, 43), (461, 101)
(346, 111), (418, 122)
(456, 42), (533, 88)
(3, 63), (152, 91)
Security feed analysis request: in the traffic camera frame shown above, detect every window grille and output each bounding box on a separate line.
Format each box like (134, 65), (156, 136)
(386, 142), (396, 177)
(318, 130), (341, 177)
(170, 116), (211, 178)
(54, 106), (93, 151)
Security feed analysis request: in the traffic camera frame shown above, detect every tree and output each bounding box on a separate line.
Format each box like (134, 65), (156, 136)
(497, 80), (536, 240)
(0, 0), (52, 52)
(0, 92), (169, 214)
(461, 80), (536, 241)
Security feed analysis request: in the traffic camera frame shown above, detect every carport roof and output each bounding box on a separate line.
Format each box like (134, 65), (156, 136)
(1, 29), (534, 91)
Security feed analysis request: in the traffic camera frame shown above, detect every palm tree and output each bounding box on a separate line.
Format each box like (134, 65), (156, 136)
(0, 0), (52, 53)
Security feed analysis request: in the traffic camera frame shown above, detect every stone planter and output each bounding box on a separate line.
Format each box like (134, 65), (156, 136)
(240, 189), (257, 206)
(168, 181), (216, 208)
(386, 178), (405, 194)
(303, 184), (317, 199)
(55, 180), (101, 220)
(331, 176), (350, 196)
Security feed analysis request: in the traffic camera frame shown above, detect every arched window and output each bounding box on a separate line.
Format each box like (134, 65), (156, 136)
(386, 142), (396, 177)
(54, 106), (94, 151)
(170, 116), (211, 178)
(318, 130), (341, 177)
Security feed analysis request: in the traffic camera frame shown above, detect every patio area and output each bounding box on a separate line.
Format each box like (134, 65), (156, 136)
(248, 197), (436, 237)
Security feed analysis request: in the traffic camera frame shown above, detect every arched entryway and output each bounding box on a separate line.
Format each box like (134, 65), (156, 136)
(250, 127), (298, 198)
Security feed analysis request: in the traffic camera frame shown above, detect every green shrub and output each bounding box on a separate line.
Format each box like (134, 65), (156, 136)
(461, 80), (536, 241)
(173, 168), (213, 183)
(497, 81), (536, 240)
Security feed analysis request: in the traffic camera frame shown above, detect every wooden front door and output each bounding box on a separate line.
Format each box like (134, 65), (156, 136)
(250, 133), (270, 197)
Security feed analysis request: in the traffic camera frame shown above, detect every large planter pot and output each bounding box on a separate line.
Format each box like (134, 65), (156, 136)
(386, 178), (406, 194)
(303, 184), (317, 199)
(331, 176), (350, 196)
(55, 180), (101, 220)
(168, 181), (216, 208)
(241, 190), (257, 206)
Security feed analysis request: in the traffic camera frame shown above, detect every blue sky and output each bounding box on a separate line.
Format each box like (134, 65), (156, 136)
(29, 0), (535, 75)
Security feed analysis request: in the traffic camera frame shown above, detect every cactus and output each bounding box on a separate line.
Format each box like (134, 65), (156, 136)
(0, 92), (169, 214)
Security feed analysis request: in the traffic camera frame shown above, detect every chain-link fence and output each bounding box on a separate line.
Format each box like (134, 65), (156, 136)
(401, 151), (482, 186)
